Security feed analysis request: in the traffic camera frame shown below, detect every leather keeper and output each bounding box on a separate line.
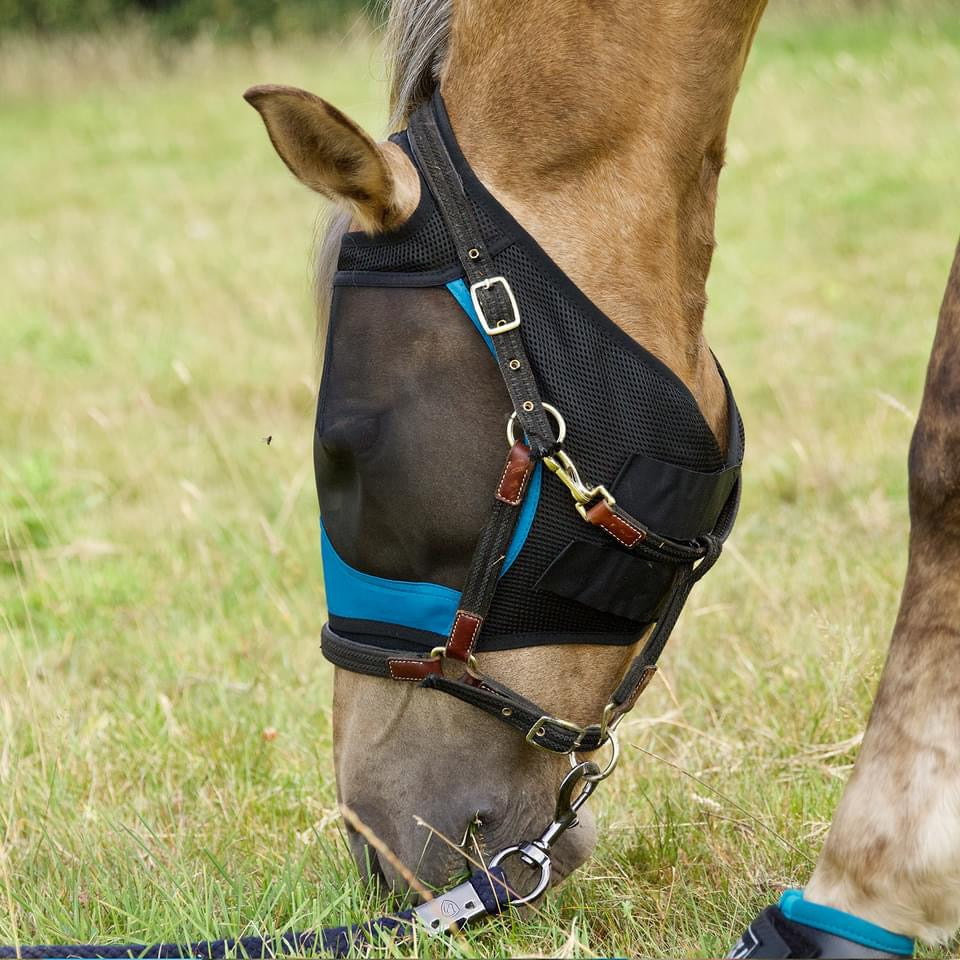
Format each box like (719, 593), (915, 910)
(445, 609), (483, 661)
(585, 500), (646, 548)
(496, 441), (534, 506)
(388, 658), (442, 682)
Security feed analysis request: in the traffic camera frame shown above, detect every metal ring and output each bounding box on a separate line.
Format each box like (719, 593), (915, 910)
(429, 645), (479, 673)
(506, 402), (566, 447)
(487, 845), (551, 905)
(569, 731), (620, 782)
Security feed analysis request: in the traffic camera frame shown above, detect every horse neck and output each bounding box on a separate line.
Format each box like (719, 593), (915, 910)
(441, 0), (768, 445)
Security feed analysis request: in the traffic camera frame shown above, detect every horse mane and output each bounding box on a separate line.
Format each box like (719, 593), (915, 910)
(313, 0), (452, 359)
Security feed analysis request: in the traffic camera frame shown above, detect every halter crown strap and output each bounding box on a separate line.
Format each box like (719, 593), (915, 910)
(406, 104), (558, 460)
(405, 101), (557, 663)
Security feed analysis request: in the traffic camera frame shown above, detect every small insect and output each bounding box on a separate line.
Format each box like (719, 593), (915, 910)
(263, 435), (272, 445)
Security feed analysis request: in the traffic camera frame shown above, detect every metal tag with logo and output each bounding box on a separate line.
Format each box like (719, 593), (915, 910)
(413, 879), (488, 935)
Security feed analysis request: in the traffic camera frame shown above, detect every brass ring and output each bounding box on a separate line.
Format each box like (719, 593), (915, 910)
(429, 646), (479, 673)
(569, 731), (620, 782)
(506, 402), (566, 447)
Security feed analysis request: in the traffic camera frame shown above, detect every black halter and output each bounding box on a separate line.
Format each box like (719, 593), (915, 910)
(320, 94), (744, 755)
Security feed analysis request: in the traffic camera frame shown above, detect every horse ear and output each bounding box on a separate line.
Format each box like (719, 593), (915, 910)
(243, 84), (418, 234)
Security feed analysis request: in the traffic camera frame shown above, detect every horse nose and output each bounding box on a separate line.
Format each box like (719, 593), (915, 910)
(342, 794), (597, 903)
(343, 810), (478, 896)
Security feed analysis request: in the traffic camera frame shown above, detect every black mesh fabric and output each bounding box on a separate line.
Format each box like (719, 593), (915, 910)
(337, 134), (502, 277)
(480, 242), (742, 638)
(323, 98), (744, 649)
(339, 203), (457, 274)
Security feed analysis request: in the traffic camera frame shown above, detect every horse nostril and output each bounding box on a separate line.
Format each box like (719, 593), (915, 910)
(318, 413), (381, 457)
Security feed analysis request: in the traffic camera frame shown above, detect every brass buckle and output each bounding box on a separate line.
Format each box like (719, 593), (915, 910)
(525, 714), (587, 753)
(469, 276), (521, 335)
(430, 645), (479, 674)
(543, 449), (617, 518)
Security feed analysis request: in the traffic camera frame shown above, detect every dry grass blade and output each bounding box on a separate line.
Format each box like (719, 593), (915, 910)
(629, 742), (816, 865)
(339, 803), (434, 905)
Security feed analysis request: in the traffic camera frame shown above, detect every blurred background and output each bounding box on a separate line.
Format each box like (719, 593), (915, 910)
(0, 0), (953, 38)
(1, 1), (958, 956)
(1, 0), (364, 38)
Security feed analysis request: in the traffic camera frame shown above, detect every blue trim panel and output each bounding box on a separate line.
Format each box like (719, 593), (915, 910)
(320, 463), (540, 636)
(321, 520), (460, 636)
(780, 890), (914, 956)
(446, 279), (495, 355)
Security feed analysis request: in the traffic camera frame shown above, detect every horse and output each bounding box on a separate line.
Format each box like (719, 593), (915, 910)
(245, 1), (960, 956)
(785, 243), (960, 953)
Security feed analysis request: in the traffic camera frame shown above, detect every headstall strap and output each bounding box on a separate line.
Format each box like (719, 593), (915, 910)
(406, 107), (558, 461)
(320, 102), (745, 756)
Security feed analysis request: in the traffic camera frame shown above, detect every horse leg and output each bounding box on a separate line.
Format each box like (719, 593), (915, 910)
(802, 237), (960, 946)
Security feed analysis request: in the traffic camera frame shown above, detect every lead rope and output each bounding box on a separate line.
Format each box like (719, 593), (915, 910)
(0, 764), (606, 959)
(0, 867), (510, 959)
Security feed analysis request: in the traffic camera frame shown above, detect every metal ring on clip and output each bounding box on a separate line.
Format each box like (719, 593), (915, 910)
(569, 731), (620, 783)
(487, 845), (551, 905)
(506, 402), (566, 447)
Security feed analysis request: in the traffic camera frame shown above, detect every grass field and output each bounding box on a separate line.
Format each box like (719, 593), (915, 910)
(2, 6), (960, 957)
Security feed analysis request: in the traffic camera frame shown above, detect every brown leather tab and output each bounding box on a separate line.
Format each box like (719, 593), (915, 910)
(446, 609), (483, 661)
(584, 500), (646, 548)
(496, 441), (534, 506)
(623, 665), (657, 712)
(388, 658), (442, 682)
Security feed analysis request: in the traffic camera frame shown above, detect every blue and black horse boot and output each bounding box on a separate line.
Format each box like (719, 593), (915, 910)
(728, 890), (915, 959)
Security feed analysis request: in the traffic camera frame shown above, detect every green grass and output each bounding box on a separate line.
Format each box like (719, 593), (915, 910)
(2, 6), (959, 957)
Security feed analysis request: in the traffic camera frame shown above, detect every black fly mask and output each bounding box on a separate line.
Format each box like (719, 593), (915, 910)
(317, 92), (743, 754)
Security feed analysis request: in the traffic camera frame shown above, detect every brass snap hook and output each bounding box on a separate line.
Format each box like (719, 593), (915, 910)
(487, 761), (601, 906)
